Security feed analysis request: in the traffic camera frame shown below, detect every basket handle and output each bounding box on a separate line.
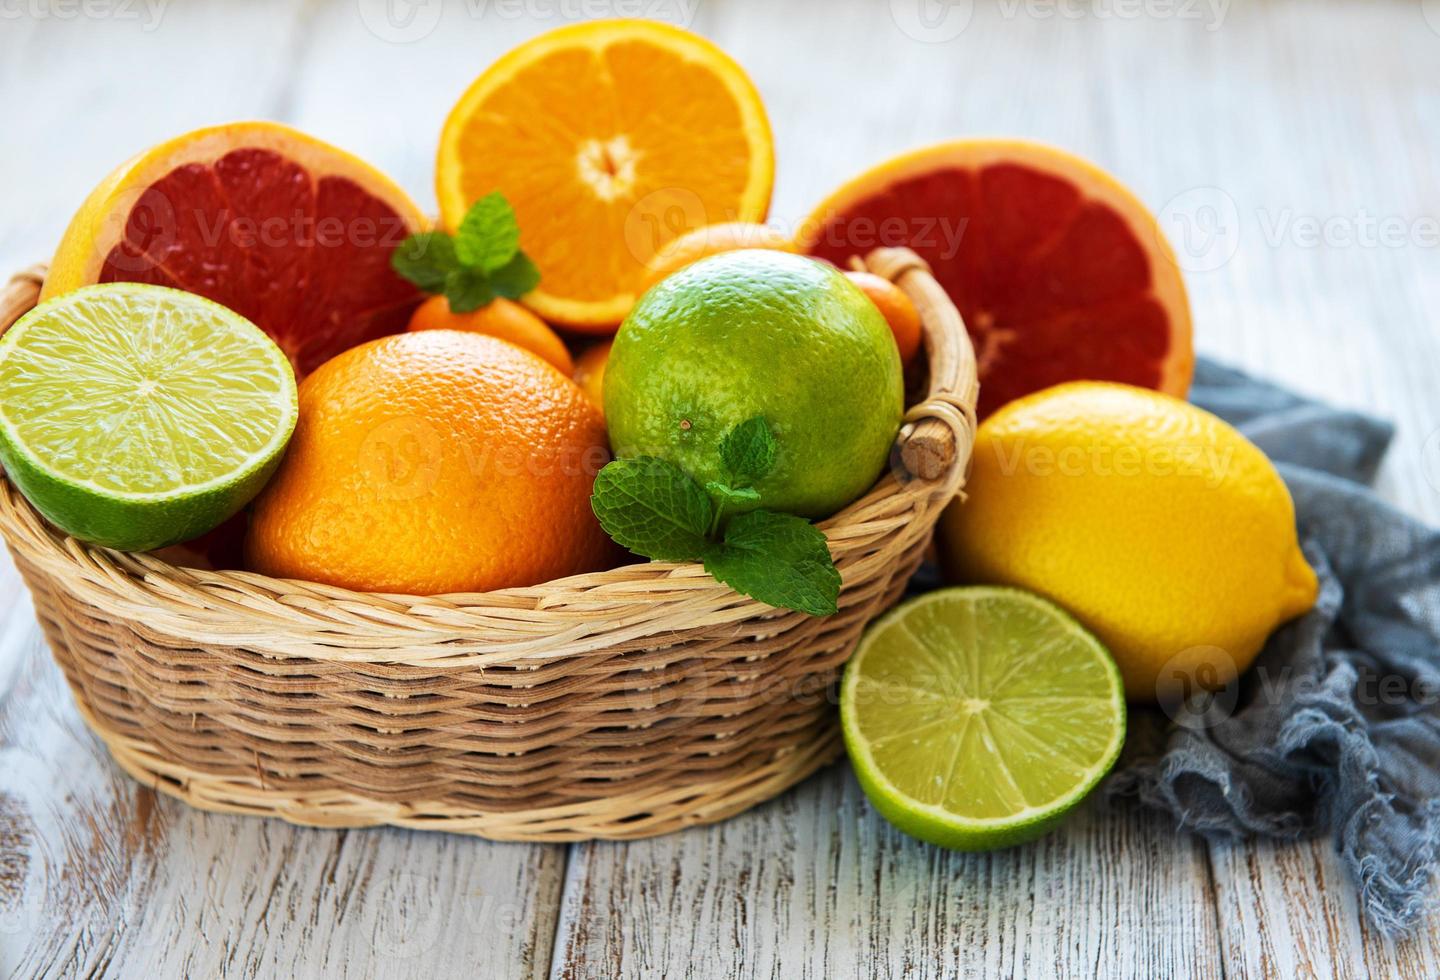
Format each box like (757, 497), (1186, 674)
(0, 265), (45, 338)
(855, 248), (978, 484)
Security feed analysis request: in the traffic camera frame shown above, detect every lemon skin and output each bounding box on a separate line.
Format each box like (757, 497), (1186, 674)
(939, 382), (1318, 702)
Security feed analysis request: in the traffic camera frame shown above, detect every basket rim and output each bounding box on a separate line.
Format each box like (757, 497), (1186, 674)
(0, 248), (977, 659)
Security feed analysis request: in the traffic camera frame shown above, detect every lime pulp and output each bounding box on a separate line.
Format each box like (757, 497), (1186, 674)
(840, 586), (1126, 851)
(0, 282), (298, 551)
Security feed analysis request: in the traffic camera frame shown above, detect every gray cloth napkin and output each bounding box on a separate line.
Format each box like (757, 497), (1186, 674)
(1109, 358), (1440, 935)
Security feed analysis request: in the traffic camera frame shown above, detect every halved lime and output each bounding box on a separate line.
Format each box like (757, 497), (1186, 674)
(840, 586), (1125, 850)
(0, 283), (298, 551)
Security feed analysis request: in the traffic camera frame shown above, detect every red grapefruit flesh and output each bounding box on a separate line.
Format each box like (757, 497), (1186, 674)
(44, 122), (427, 376)
(800, 140), (1192, 418)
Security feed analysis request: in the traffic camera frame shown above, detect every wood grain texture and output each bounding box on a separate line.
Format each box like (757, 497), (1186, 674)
(1210, 835), (1440, 980)
(2, 0), (1439, 976)
(551, 721), (1223, 979)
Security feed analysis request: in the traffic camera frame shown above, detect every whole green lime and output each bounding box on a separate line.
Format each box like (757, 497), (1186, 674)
(605, 250), (904, 519)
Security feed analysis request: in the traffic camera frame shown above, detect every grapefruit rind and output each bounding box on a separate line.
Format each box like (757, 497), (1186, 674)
(42, 120), (427, 302)
(798, 138), (1193, 408)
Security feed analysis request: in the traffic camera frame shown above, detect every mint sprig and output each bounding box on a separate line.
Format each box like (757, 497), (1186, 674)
(706, 511), (842, 617)
(590, 418), (840, 616)
(706, 414), (776, 530)
(705, 481), (761, 517)
(455, 193), (520, 272)
(391, 232), (456, 292)
(591, 456), (713, 562)
(720, 416), (777, 484)
(391, 192), (541, 312)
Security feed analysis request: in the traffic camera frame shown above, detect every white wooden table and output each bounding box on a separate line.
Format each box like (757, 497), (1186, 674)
(2, 1), (1439, 976)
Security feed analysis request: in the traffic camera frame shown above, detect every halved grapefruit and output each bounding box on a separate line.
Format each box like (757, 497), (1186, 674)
(43, 121), (426, 376)
(436, 19), (774, 333)
(799, 140), (1192, 418)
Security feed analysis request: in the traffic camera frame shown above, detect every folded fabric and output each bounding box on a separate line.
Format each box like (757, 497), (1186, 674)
(1109, 358), (1440, 934)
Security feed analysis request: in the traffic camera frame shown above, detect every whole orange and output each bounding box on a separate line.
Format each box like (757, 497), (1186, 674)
(573, 341), (612, 414)
(407, 295), (574, 374)
(638, 222), (794, 293)
(244, 330), (614, 595)
(843, 271), (922, 364)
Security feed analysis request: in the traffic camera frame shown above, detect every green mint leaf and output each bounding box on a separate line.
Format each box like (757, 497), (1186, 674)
(488, 251), (541, 299)
(705, 482), (761, 512)
(391, 232), (458, 293)
(704, 481), (761, 535)
(455, 192), (521, 274)
(720, 416), (777, 483)
(591, 457), (714, 562)
(703, 510), (840, 616)
(444, 268), (495, 313)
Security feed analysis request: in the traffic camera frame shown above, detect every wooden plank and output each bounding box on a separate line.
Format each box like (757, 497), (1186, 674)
(0, 6), (571, 977)
(1158, 1), (1440, 973)
(550, 752), (1222, 978)
(1211, 836), (1440, 980)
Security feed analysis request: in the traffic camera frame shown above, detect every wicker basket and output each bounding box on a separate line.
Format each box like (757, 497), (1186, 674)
(0, 247), (976, 842)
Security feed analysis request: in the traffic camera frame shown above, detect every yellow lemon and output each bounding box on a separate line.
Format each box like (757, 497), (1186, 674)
(939, 382), (1318, 703)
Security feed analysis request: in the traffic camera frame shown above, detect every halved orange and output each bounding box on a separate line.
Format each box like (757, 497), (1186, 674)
(43, 121), (427, 376)
(799, 140), (1192, 418)
(436, 20), (774, 333)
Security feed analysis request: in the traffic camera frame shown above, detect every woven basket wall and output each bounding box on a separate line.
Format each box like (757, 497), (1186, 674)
(0, 247), (977, 842)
